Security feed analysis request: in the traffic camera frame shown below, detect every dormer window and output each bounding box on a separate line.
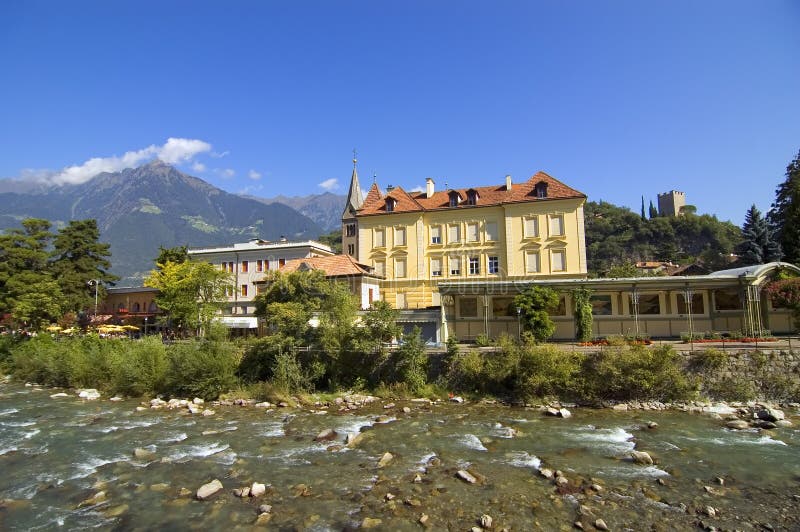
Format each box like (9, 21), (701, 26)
(534, 181), (548, 199)
(385, 198), (397, 212)
(466, 189), (479, 206)
(448, 190), (460, 207)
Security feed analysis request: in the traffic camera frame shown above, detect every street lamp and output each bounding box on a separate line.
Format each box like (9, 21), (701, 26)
(144, 316), (148, 336)
(87, 279), (100, 320)
(516, 307), (522, 341)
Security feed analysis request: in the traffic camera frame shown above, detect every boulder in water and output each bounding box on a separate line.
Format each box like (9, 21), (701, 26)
(361, 517), (383, 528)
(456, 470), (477, 484)
(479, 514), (493, 528)
(133, 447), (155, 460)
(250, 482), (266, 497)
(77, 389), (101, 400)
(196, 479), (223, 500)
(314, 428), (338, 442)
(756, 407), (785, 422)
(630, 450), (654, 465)
(595, 518), (609, 531)
(377, 452), (394, 468)
(725, 419), (750, 430)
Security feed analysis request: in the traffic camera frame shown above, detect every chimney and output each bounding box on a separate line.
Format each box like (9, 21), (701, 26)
(505, 175), (512, 191)
(386, 184), (394, 192)
(426, 177), (435, 198)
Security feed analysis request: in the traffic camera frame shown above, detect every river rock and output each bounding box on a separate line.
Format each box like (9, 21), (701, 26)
(78, 491), (107, 508)
(457, 470), (477, 484)
(754, 419), (777, 429)
(50, 392), (69, 398)
(192, 397), (204, 405)
(255, 512), (273, 525)
(450, 396), (465, 403)
(647, 421), (659, 429)
(612, 403), (628, 411)
(559, 408), (572, 418)
(133, 447), (155, 459)
(233, 487), (250, 497)
(630, 450), (654, 465)
(377, 452), (394, 467)
(250, 482), (266, 497)
(345, 432), (364, 447)
(777, 419), (793, 427)
(725, 419), (750, 430)
(419, 514), (429, 524)
(254, 402), (272, 408)
(105, 504), (128, 517)
(555, 475), (569, 487)
(78, 389), (101, 400)
(201, 409), (215, 416)
(196, 479), (223, 500)
(314, 428), (338, 442)
(756, 407), (785, 422)
(361, 517), (382, 528)
(595, 518), (609, 531)
(258, 504), (272, 513)
(539, 468), (554, 480)
(480, 514), (493, 528)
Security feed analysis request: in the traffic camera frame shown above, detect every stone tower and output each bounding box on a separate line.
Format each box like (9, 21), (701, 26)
(657, 190), (686, 217)
(342, 156), (363, 259)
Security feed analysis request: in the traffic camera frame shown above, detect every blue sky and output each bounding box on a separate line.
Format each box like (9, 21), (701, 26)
(1, 1), (798, 224)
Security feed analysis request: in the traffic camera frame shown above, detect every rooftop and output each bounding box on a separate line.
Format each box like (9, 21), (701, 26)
(187, 239), (333, 255)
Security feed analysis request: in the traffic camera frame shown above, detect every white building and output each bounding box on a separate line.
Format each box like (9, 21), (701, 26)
(188, 239), (334, 331)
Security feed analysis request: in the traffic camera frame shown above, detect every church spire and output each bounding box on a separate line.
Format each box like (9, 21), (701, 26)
(343, 149), (364, 217)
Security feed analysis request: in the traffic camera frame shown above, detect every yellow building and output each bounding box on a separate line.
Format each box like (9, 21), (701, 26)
(342, 165), (588, 310)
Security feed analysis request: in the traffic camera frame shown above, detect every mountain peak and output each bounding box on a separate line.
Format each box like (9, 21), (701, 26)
(143, 158), (170, 168)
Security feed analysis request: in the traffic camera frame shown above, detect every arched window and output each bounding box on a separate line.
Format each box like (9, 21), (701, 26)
(534, 181), (548, 198)
(148, 301), (158, 312)
(385, 198), (397, 212)
(132, 302), (140, 313)
(448, 191), (461, 207)
(466, 189), (479, 205)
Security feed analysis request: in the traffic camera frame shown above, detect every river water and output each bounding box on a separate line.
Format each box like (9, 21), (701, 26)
(1, 381), (799, 531)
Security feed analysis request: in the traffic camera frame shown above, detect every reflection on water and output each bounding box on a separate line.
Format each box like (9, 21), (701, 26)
(0, 382), (798, 531)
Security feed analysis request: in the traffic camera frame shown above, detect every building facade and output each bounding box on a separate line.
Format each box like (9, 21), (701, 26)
(657, 190), (686, 217)
(188, 239), (334, 330)
(342, 169), (588, 311)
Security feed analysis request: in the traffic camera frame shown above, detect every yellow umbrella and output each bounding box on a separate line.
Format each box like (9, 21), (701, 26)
(46, 325), (62, 332)
(122, 325), (140, 331)
(61, 327), (76, 335)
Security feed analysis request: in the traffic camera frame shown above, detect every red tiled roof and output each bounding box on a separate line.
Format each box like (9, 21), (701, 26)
(279, 254), (380, 278)
(357, 171), (585, 216)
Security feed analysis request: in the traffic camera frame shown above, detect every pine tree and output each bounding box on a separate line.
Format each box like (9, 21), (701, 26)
(640, 196), (646, 221)
(648, 200), (658, 219)
(768, 150), (800, 265)
(736, 205), (782, 266)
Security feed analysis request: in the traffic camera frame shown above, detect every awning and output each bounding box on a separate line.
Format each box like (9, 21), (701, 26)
(216, 316), (259, 329)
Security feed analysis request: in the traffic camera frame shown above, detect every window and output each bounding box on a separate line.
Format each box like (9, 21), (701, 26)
(524, 217), (538, 238)
(241, 284), (248, 297)
(431, 257), (442, 277)
(466, 190), (478, 205)
(448, 191), (460, 207)
(677, 292), (706, 314)
(346, 223), (356, 237)
(133, 302), (140, 312)
(395, 226), (406, 246)
(395, 258), (406, 278)
(257, 260), (263, 272)
(551, 249), (566, 272)
(526, 251), (540, 273)
(374, 260), (385, 276)
(430, 225), (442, 244)
(385, 198), (396, 212)
(459, 297), (478, 318)
(549, 215), (564, 237)
(590, 295), (613, 315)
(714, 289), (741, 311)
(241, 261), (248, 273)
(485, 221), (498, 242)
(264, 260), (271, 271)
(469, 256), (480, 275)
(368, 288), (374, 304)
(631, 294), (661, 315)
(449, 256), (461, 276)
(279, 258), (285, 266)
(220, 263), (226, 271)
(226, 287), (234, 297)
(347, 244), (355, 255)
(228, 261), (234, 272)
(396, 293), (407, 309)
(374, 228), (385, 247)
(549, 295), (567, 316)
(466, 222), (479, 242)
(448, 224), (460, 243)
(492, 297), (514, 317)
(534, 181), (548, 198)
(488, 256), (499, 274)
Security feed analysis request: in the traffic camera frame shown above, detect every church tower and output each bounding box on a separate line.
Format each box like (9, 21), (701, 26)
(342, 154), (363, 259)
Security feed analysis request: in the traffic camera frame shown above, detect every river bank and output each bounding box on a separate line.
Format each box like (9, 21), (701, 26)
(2, 379), (799, 531)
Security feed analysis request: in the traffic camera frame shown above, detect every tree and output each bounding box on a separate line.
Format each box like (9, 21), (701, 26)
(513, 286), (559, 342)
(572, 287), (594, 342)
(648, 200), (658, 219)
(735, 205), (782, 266)
(606, 262), (640, 278)
(155, 245), (188, 265)
(766, 277), (800, 331)
(768, 150), (800, 265)
(0, 219), (66, 328)
(144, 260), (232, 335)
(640, 196), (646, 221)
(50, 219), (118, 314)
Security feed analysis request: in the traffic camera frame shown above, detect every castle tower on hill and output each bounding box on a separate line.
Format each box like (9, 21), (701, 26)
(658, 190), (686, 217)
(342, 155), (363, 258)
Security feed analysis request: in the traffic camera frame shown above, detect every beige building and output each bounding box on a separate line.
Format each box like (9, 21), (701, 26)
(188, 239), (334, 330)
(658, 190), (686, 217)
(343, 166), (588, 311)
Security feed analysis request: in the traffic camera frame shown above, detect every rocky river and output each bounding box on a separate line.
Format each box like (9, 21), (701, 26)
(1, 380), (799, 531)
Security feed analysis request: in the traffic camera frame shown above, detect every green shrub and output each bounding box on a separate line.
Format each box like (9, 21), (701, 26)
(582, 345), (696, 402)
(238, 335), (297, 382)
(688, 348), (728, 371)
(162, 339), (239, 400)
(514, 343), (584, 401)
(395, 327), (428, 394)
(474, 333), (492, 347)
(271, 351), (311, 393)
(704, 376), (757, 402)
(445, 349), (485, 393)
(605, 335), (627, 347)
(109, 337), (168, 396)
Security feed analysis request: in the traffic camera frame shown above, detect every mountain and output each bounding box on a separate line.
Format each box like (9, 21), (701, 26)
(247, 192), (346, 232)
(0, 161), (323, 283)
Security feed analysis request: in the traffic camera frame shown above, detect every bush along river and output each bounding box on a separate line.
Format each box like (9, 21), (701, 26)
(1, 379), (799, 531)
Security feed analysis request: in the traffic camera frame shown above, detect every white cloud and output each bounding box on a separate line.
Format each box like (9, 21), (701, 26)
(238, 184), (265, 195)
(248, 169), (262, 180)
(215, 168), (235, 179)
(38, 137), (212, 185)
(409, 186), (424, 193)
(318, 178), (338, 191)
(211, 150), (230, 158)
(192, 162), (207, 173)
